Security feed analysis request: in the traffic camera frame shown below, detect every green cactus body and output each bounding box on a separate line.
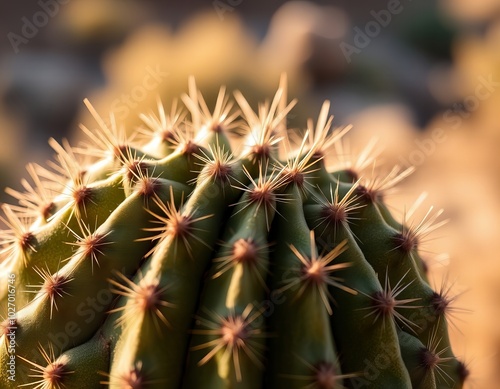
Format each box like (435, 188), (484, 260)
(1, 179), (187, 386)
(183, 190), (272, 389)
(109, 158), (246, 388)
(28, 334), (111, 389)
(0, 171), (128, 313)
(346, 184), (461, 387)
(265, 185), (345, 389)
(303, 195), (412, 388)
(0, 81), (467, 389)
(397, 328), (438, 389)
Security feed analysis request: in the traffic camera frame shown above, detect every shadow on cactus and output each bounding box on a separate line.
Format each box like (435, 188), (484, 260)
(0, 76), (468, 388)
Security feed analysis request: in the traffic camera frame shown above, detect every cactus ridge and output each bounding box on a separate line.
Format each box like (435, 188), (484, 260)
(0, 79), (467, 389)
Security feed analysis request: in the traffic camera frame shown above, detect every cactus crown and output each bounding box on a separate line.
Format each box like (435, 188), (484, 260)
(0, 77), (466, 389)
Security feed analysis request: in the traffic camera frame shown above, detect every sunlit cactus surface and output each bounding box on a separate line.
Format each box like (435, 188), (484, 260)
(0, 78), (468, 389)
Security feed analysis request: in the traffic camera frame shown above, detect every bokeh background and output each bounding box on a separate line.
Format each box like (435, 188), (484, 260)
(1, 0), (499, 386)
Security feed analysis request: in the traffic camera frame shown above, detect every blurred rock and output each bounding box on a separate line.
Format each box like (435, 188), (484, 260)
(75, 11), (312, 141)
(1, 52), (97, 145)
(259, 1), (350, 84)
(0, 107), (24, 203)
(50, 0), (146, 54)
(442, 0), (500, 24)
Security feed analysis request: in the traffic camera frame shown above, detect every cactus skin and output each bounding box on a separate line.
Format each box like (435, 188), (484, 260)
(0, 80), (467, 389)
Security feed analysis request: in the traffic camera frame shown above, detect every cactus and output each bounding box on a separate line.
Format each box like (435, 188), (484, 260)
(0, 77), (467, 389)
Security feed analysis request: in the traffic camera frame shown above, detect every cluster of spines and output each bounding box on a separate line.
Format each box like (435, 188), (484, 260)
(0, 77), (468, 389)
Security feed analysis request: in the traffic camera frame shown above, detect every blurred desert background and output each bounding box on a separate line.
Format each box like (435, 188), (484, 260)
(0, 0), (499, 387)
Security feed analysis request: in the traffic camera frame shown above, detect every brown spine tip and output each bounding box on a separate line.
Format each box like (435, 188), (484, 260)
(221, 316), (248, 346)
(160, 128), (176, 143)
(136, 177), (161, 198)
(343, 168), (359, 182)
(81, 233), (108, 258)
(43, 274), (71, 301)
(457, 360), (470, 383)
(371, 290), (397, 316)
(32, 267), (73, 319)
(419, 347), (440, 371)
(191, 305), (263, 382)
(181, 140), (201, 156)
(211, 123), (224, 134)
(283, 168), (305, 187)
(393, 231), (419, 254)
(44, 274), (66, 294)
(250, 144), (271, 161)
(118, 365), (144, 389)
(430, 291), (450, 317)
(73, 231), (112, 272)
(312, 150), (325, 161)
(302, 260), (327, 286)
(112, 144), (130, 161)
(356, 184), (382, 203)
(43, 361), (69, 386)
(315, 362), (340, 389)
(232, 238), (258, 265)
(167, 213), (192, 240)
(248, 186), (274, 208)
(421, 258), (429, 275)
(135, 284), (163, 313)
(19, 231), (35, 253)
(205, 160), (233, 183)
(125, 160), (149, 183)
(40, 201), (56, 220)
(73, 186), (93, 208)
(320, 204), (347, 226)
